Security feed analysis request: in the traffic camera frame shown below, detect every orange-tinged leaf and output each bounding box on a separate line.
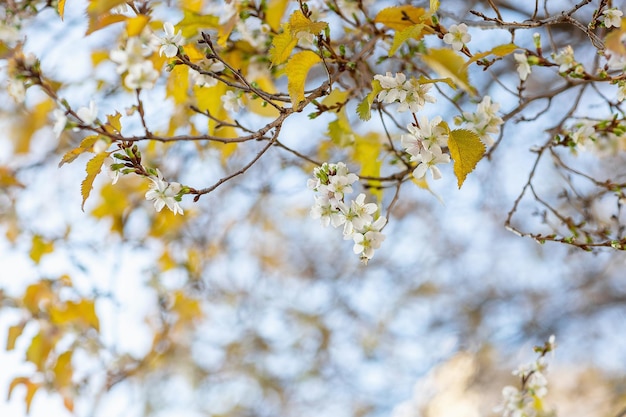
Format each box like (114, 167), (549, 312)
(29, 235), (54, 264)
(464, 43), (517, 68)
(87, 0), (127, 16)
(7, 323), (25, 351)
(266, 0), (289, 31)
(0, 167), (24, 188)
(374, 6), (428, 31)
(126, 14), (149, 37)
(448, 128), (485, 188)
(421, 48), (476, 95)
(81, 152), (108, 211)
(8, 377), (41, 414)
(285, 51), (322, 107)
(270, 25), (297, 66)
(58, 0), (66, 20)
(86, 13), (126, 35)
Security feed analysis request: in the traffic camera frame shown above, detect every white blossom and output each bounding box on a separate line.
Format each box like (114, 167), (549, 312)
(124, 61), (159, 90)
(373, 72), (436, 113)
(352, 216), (386, 261)
(412, 146), (450, 180)
(77, 100), (98, 125)
(110, 37), (152, 74)
(93, 138), (110, 153)
(52, 109), (67, 138)
(459, 96), (503, 146)
(157, 22), (184, 58)
(603, 8), (623, 28)
(411, 116), (448, 151)
(7, 78), (26, 103)
(104, 157), (120, 184)
(188, 60), (225, 88)
(554, 45), (576, 73)
(443, 23), (471, 51)
(341, 193), (378, 236)
(514, 53), (531, 81)
(310, 195), (345, 228)
(221, 90), (244, 112)
(571, 121), (596, 150)
(145, 170), (184, 215)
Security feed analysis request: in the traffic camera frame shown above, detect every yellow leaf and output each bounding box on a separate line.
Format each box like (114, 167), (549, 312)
(178, 9), (219, 39)
(8, 377), (41, 414)
(30, 235), (54, 264)
(266, 0), (289, 31)
(448, 128), (485, 188)
(91, 50), (110, 67)
(59, 135), (100, 167)
(374, 6), (428, 31)
(87, 0), (127, 16)
(7, 323), (25, 351)
(180, 0), (203, 12)
(0, 167), (24, 188)
(218, 11), (238, 46)
(126, 14), (149, 37)
(464, 43), (517, 69)
(53, 351), (73, 389)
(605, 22), (626, 55)
(104, 112), (122, 134)
(58, 0), (66, 20)
(430, 0), (440, 12)
(26, 331), (54, 371)
(246, 73), (281, 117)
(50, 299), (100, 332)
(11, 99), (55, 154)
(356, 79), (382, 121)
(353, 133), (383, 202)
(86, 13), (126, 35)
(389, 23), (427, 56)
(421, 48), (476, 95)
(288, 10), (328, 36)
(81, 152), (109, 211)
(285, 51), (322, 108)
(22, 281), (54, 314)
(269, 25), (298, 66)
(166, 65), (190, 105)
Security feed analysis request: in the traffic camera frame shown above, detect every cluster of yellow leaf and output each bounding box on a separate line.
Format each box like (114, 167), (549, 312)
(7, 278), (100, 413)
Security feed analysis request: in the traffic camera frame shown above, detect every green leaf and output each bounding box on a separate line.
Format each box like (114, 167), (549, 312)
(389, 24), (426, 56)
(81, 152), (108, 211)
(421, 48), (476, 95)
(356, 79), (382, 121)
(285, 51), (321, 108)
(448, 129), (485, 188)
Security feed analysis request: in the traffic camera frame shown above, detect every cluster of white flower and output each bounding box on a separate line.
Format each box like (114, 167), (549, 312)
(553, 45), (582, 75)
(454, 96), (503, 146)
(401, 116), (451, 180)
(145, 169), (184, 215)
(443, 23), (471, 51)
(373, 72), (436, 113)
(564, 119), (626, 155)
(498, 336), (556, 417)
(189, 59), (225, 88)
(308, 162), (386, 263)
(109, 22), (184, 90)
